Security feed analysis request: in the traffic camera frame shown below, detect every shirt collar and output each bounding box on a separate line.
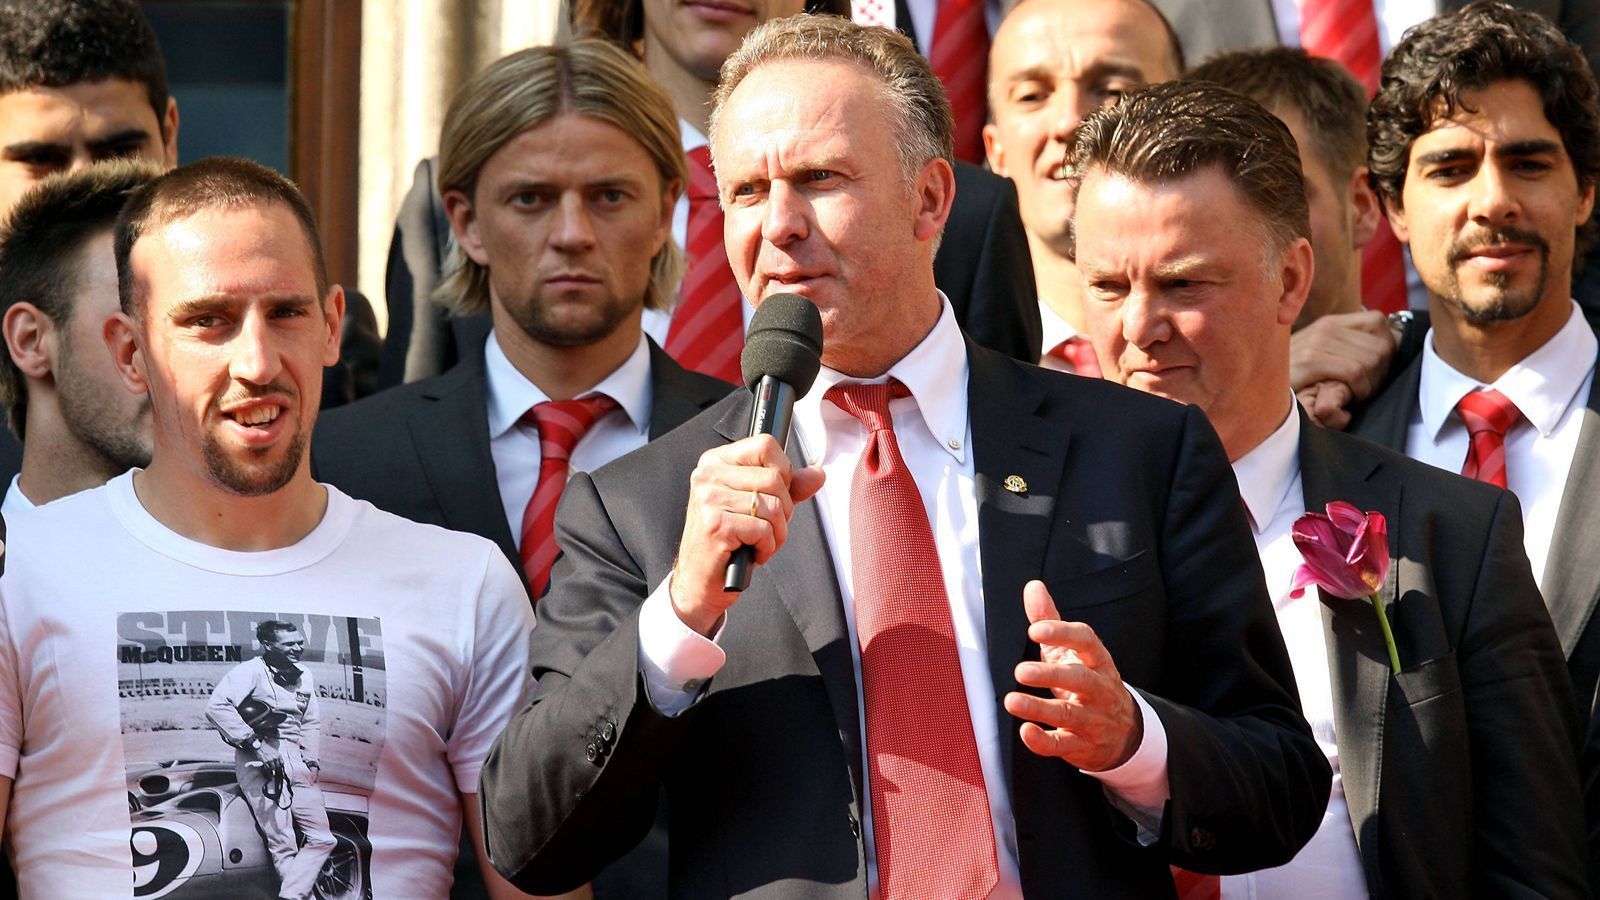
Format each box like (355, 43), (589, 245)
(680, 118), (707, 155)
(483, 330), (653, 439)
(1230, 399), (1302, 535)
(1038, 302), (1081, 357)
(1419, 299), (1598, 440)
(795, 293), (970, 464)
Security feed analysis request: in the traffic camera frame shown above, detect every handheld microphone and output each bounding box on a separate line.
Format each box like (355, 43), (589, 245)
(723, 292), (824, 592)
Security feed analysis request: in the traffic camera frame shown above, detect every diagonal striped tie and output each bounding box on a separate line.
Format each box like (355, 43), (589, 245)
(666, 146), (745, 384)
(1456, 388), (1522, 489)
(929, 0), (989, 164)
(520, 394), (620, 598)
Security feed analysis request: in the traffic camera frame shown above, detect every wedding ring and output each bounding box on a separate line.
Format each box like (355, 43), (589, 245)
(749, 490), (762, 518)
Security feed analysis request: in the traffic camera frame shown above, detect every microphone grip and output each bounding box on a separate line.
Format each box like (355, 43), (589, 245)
(723, 376), (798, 593)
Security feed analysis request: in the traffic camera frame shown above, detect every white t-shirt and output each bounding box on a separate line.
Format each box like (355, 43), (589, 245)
(0, 472), (535, 899)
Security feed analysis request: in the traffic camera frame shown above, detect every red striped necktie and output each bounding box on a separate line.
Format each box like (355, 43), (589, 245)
(519, 394), (620, 598)
(826, 380), (999, 899)
(665, 146), (744, 384)
(1048, 335), (1101, 378)
(1457, 388), (1522, 489)
(929, 0), (988, 164)
(1300, 0), (1408, 315)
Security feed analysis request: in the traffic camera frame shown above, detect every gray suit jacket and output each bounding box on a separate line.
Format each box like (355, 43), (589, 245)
(1152, 0), (1600, 74)
(481, 342), (1330, 898)
(1298, 418), (1586, 898)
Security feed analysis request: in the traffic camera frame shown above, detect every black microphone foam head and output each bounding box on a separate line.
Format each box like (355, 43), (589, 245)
(741, 292), (824, 395)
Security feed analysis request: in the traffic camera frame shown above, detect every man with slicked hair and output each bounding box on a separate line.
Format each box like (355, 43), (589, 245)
(481, 15), (1327, 898)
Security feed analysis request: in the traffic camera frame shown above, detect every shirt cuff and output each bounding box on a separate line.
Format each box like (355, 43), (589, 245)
(636, 572), (727, 717)
(1079, 686), (1169, 843)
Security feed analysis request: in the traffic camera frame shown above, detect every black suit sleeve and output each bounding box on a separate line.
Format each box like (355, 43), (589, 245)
(1137, 404), (1331, 871)
(480, 473), (691, 895)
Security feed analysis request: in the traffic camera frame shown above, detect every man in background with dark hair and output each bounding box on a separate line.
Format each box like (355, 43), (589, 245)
(0, 160), (158, 515)
(1075, 77), (1585, 898)
(1350, 1), (1600, 730)
(1185, 48), (1396, 429)
(382, 0), (1040, 389)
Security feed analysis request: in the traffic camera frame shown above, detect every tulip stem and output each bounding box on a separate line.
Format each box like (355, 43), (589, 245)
(1369, 592), (1401, 674)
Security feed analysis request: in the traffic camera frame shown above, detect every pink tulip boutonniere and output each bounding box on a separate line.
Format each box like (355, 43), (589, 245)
(1289, 502), (1400, 674)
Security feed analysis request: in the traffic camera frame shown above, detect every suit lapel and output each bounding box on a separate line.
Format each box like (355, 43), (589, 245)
(711, 397), (864, 801)
(646, 339), (735, 440)
(1541, 373), (1600, 657)
(1350, 355), (1421, 453)
(967, 343), (1072, 786)
(1299, 420), (1395, 891)
(408, 352), (521, 567)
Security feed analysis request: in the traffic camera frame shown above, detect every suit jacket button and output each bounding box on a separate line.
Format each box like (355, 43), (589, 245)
(600, 719), (617, 742)
(585, 742), (602, 764)
(1190, 825), (1215, 851)
(848, 814), (860, 839)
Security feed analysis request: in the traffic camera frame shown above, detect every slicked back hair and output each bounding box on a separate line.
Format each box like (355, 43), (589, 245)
(1069, 80), (1310, 261)
(1186, 47), (1368, 185)
(0, 158), (160, 437)
(1369, 1), (1600, 254)
(113, 157), (330, 320)
(711, 15), (953, 187)
(0, 0), (170, 133)
(434, 39), (686, 316)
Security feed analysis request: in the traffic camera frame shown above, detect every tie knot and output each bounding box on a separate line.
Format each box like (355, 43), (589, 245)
(1049, 335), (1101, 377)
(826, 379), (911, 433)
(524, 394), (620, 463)
(1456, 388), (1522, 437)
(686, 145), (717, 202)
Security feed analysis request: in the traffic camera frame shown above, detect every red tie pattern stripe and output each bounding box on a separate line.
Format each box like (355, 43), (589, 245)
(929, 0), (989, 164)
(520, 394), (620, 598)
(666, 146), (745, 384)
(826, 380), (999, 900)
(1457, 388), (1522, 489)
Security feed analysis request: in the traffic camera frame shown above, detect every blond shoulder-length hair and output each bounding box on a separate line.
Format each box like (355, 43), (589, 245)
(433, 38), (686, 315)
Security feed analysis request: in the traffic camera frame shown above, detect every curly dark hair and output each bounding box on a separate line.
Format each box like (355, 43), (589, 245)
(1069, 80), (1309, 259)
(1369, 1), (1600, 251)
(0, 0), (170, 133)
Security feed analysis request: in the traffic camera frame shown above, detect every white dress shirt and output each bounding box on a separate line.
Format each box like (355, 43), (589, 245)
(484, 330), (653, 548)
(1224, 405), (1368, 900)
(644, 119), (756, 350)
(1, 475), (35, 518)
(634, 296), (1170, 898)
(1037, 303), (1084, 374)
(1405, 300), (1596, 589)
(1269, 0), (1439, 57)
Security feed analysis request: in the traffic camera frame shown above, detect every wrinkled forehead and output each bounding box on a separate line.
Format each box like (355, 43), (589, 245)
(991, 0), (1177, 81)
(713, 58), (890, 170)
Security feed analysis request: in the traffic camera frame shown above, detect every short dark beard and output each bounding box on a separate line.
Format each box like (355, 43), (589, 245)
(1438, 226), (1551, 325)
(506, 288), (637, 348)
(55, 333), (152, 474)
(202, 426), (306, 497)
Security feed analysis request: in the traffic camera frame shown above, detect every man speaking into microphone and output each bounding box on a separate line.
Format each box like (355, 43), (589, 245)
(481, 17), (1329, 898)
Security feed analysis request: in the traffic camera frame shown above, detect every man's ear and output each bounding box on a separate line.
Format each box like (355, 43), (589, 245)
(913, 157), (956, 243)
(1349, 166), (1382, 250)
(1380, 191), (1408, 243)
(321, 285), (346, 367)
(1277, 237), (1314, 327)
(983, 122), (1007, 176)
(103, 311), (150, 398)
(3, 303), (57, 381)
(443, 189), (490, 266)
(654, 177), (681, 258)
(160, 97), (180, 168)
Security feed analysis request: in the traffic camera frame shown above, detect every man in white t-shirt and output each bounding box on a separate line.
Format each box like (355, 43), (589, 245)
(0, 157), (538, 900)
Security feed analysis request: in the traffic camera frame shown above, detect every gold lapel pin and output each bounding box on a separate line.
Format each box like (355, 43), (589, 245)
(1003, 475), (1028, 494)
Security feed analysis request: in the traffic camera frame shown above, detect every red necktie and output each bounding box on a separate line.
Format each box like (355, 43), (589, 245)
(666, 147), (744, 384)
(1048, 335), (1101, 378)
(520, 395), (620, 598)
(930, 0), (988, 164)
(1171, 868), (1222, 900)
(825, 380), (998, 900)
(1457, 388), (1522, 489)
(1300, 0), (1408, 315)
